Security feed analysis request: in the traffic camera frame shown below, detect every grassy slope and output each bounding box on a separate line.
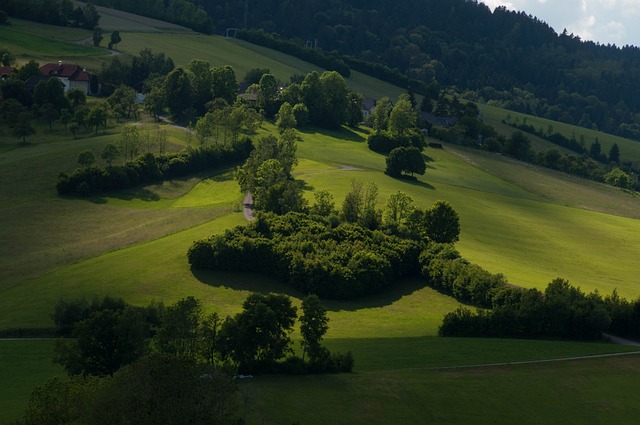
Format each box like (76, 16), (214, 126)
(480, 103), (640, 163)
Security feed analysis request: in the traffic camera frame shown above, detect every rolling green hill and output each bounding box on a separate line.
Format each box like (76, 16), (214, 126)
(3, 10), (640, 424)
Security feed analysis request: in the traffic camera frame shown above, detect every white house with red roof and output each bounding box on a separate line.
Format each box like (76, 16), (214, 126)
(39, 61), (95, 95)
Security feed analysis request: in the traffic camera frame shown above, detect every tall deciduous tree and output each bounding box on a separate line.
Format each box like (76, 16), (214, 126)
(92, 26), (103, 47)
(385, 146), (426, 178)
(118, 124), (141, 162)
(258, 73), (279, 116)
(187, 58), (213, 111)
(13, 112), (35, 144)
(300, 295), (329, 362)
(384, 191), (414, 225)
(389, 93), (417, 137)
(153, 296), (203, 358)
(54, 307), (147, 376)
(218, 293), (297, 371)
(164, 67), (195, 121)
(424, 200), (460, 244)
(276, 101), (297, 132)
(211, 65), (239, 105)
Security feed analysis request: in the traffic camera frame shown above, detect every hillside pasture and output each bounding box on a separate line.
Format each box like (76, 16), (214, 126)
(480, 103), (640, 163)
(3, 122), (640, 331)
(0, 20), (108, 67)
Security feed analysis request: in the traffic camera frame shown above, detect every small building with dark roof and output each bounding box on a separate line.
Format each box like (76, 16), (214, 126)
(39, 62), (95, 95)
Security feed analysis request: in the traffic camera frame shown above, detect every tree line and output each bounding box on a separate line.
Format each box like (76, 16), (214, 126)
(419, 240), (640, 342)
(2, 0), (99, 29)
(56, 133), (252, 196)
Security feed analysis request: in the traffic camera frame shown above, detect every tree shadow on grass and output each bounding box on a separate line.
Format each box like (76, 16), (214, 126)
(388, 174), (435, 190)
(299, 126), (366, 143)
(191, 269), (427, 312)
(88, 187), (161, 204)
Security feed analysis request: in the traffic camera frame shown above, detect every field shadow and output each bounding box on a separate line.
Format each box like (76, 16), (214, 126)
(89, 187), (161, 204)
(192, 269), (306, 299)
(192, 269), (427, 311)
(299, 126), (365, 143)
(389, 175), (435, 190)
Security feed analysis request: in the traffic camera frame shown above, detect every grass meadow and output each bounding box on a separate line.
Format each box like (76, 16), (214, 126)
(480, 103), (640, 163)
(3, 12), (640, 423)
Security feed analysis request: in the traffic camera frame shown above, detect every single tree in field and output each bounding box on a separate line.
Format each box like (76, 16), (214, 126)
(92, 26), (103, 47)
(385, 146), (426, 178)
(424, 200), (460, 244)
(87, 105), (108, 135)
(77, 150), (96, 168)
(109, 31), (121, 50)
(13, 112), (35, 144)
(39, 103), (60, 130)
(300, 295), (329, 362)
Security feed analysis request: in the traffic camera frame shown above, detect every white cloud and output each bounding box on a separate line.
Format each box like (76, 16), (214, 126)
(480, 0), (640, 46)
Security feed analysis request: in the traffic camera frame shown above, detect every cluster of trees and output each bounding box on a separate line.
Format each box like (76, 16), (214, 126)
(100, 48), (175, 92)
(189, 191), (461, 299)
(0, 61), (104, 143)
(365, 94), (427, 178)
(189, 211), (423, 299)
(56, 134), (252, 196)
(2, 0), (99, 29)
(505, 118), (622, 165)
(22, 291), (350, 423)
(52, 294), (349, 376)
(19, 356), (240, 425)
(439, 279), (611, 341)
(234, 131), (305, 214)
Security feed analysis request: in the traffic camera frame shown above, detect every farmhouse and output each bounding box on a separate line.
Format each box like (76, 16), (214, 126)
(0, 66), (17, 79)
(39, 61), (97, 95)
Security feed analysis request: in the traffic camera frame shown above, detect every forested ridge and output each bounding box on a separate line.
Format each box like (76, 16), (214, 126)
(58, 0), (640, 139)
